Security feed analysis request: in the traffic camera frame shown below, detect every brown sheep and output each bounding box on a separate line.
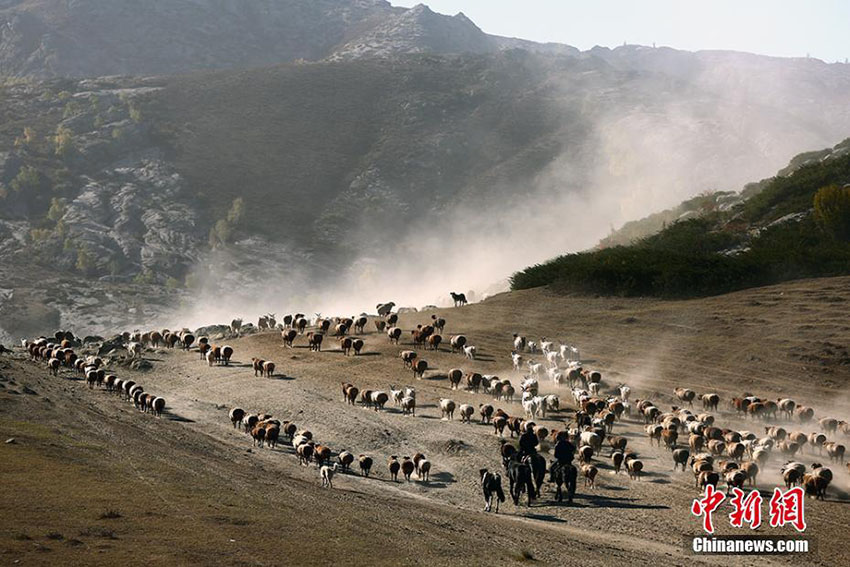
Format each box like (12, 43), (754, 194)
(741, 461), (759, 486)
(262, 361), (275, 378)
(447, 368), (463, 390)
(388, 456), (401, 481)
(582, 464), (598, 489)
(314, 445), (332, 467)
(358, 455), (373, 476)
(374, 320), (387, 332)
(307, 332), (324, 352)
(611, 451), (624, 474)
(401, 457), (415, 481)
(251, 425), (266, 448)
(493, 415), (507, 436)
(824, 442), (846, 463)
(342, 383), (359, 405)
(281, 329), (297, 348)
(673, 448), (690, 471)
(427, 334), (442, 351)
(479, 404), (494, 424)
(465, 372), (482, 393)
(674, 387), (696, 407)
(252, 357), (265, 377)
(412, 359), (428, 379)
(339, 337), (353, 355)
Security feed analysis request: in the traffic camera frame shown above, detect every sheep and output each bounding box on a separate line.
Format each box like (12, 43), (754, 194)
(151, 397), (165, 417)
(128, 341), (142, 359)
(390, 385), (405, 406)
(47, 357), (60, 376)
(611, 451), (625, 474)
(221, 345), (233, 365)
(646, 424), (663, 446)
(440, 398), (456, 420)
(520, 377), (539, 396)
(626, 456), (644, 480)
(741, 461), (759, 486)
(608, 435), (628, 455)
(511, 351), (522, 371)
(262, 361), (275, 378)
(582, 464), (599, 489)
(360, 389), (374, 408)
(388, 456), (401, 481)
(450, 335), (467, 353)
(252, 357), (265, 377)
(824, 442), (846, 463)
(781, 462), (806, 488)
(412, 359), (428, 379)
(279, 329), (297, 348)
(320, 464), (339, 488)
(581, 431), (603, 454)
(578, 445), (594, 464)
(374, 320), (387, 333)
(342, 383), (359, 405)
(480, 469), (505, 513)
(251, 425), (267, 448)
(459, 404), (475, 423)
(370, 391), (389, 411)
(401, 396), (416, 416)
(778, 398), (796, 419)
(314, 445), (332, 468)
(463, 345), (477, 360)
(306, 332), (324, 351)
(674, 387), (696, 407)
(809, 432), (827, 454)
(493, 414), (507, 436)
(526, 361), (543, 378)
(295, 317), (308, 334)
(353, 316), (368, 334)
(820, 417), (839, 434)
(447, 368), (463, 390)
(795, 406), (815, 423)
(427, 334), (442, 351)
(387, 327), (402, 344)
(522, 396), (540, 420)
(465, 372), (482, 393)
(400, 350), (417, 367)
(479, 404), (494, 424)
(265, 423), (280, 448)
(358, 455), (373, 477)
(673, 448), (690, 471)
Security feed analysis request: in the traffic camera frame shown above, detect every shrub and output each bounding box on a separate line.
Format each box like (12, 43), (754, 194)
(813, 184), (850, 242)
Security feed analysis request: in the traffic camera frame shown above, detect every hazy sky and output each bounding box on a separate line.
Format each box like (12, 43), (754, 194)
(392, 0), (850, 62)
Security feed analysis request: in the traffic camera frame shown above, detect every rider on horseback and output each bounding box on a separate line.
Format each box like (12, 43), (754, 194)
(550, 436), (579, 503)
(517, 426), (539, 460)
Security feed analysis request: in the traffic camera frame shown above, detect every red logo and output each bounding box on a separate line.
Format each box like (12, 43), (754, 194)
(729, 488), (763, 529)
(691, 484), (726, 534)
(768, 487), (807, 532)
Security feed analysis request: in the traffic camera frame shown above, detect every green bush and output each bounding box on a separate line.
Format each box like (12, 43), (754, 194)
(813, 184), (850, 242)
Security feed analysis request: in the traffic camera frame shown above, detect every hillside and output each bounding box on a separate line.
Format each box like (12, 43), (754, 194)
(3, 276), (850, 565)
(1, 3), (850, 340)
(512, 146), (850, 297)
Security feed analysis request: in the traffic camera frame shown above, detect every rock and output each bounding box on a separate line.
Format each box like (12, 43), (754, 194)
(194, 324), (230, 338)
(97, 335), (125, 356)
(5, 438), (16, 444)
(22, 386), (37, 395)
(84, 335), (105, 344)
(129, 359), (153, 371)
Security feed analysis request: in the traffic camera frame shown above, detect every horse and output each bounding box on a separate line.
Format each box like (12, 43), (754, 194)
(550, 461), (578, 503)
(506, 457), (535, 507)
(480, 469), (506, 512)
(450, 292), (468, 307)
(525, 453), (547, 498)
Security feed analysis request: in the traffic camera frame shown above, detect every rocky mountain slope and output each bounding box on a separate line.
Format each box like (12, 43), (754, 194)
(1, 2), (850, 340)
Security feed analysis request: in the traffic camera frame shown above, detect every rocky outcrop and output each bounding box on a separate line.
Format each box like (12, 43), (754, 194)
(59, 160), (202, 280)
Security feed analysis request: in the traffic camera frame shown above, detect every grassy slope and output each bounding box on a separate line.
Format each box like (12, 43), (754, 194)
(512, 152), (850, 297)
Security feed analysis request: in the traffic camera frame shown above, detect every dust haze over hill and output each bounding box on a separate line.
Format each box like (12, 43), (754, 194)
(0, 2), (849, 335)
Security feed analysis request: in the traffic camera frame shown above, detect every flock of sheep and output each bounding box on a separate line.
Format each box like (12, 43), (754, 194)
(24, 331), (167, 416)
(19, 295), (850, 514)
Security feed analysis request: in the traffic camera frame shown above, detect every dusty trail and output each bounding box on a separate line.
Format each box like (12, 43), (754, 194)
(3, 276), (850, 565)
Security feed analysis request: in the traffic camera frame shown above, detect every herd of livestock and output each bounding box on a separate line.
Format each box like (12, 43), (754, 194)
(16, 296), (850, 513)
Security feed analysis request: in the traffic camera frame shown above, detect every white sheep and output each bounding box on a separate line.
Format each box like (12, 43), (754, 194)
(619, 385), (631, 401)
(540, 338), (554, 354)
(390, 385), (404, 406)
(527, 361), (543, 377)
(511, 351), (522, 371)
(128, 341), (142, 358)
(320, 463), (339, 488)
(522, 397), (540, 419)
(545, 350), (559, 368)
